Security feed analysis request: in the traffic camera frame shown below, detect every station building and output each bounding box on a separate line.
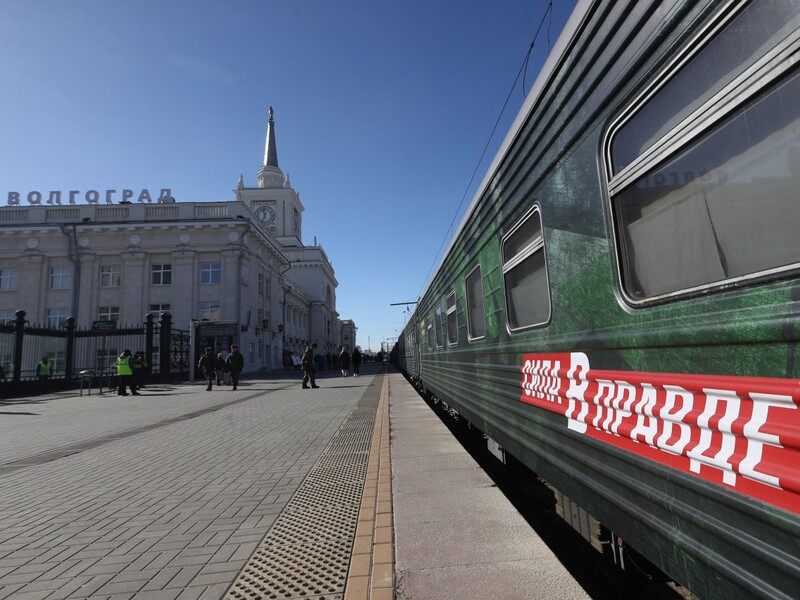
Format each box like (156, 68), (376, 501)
(0, 108), (356, 373)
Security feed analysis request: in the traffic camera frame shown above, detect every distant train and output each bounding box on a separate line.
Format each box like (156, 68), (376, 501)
(395, 1), (800, 598)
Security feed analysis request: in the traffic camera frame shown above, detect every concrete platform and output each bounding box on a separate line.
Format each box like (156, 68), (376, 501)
(0, 365), (588, 599)
(388, 373), (589, 600)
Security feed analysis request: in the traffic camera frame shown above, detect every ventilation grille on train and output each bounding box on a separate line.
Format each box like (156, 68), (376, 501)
(550, 486), (604, 553)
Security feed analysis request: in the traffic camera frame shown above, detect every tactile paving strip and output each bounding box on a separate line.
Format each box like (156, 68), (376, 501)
(225, 378), (382, 600)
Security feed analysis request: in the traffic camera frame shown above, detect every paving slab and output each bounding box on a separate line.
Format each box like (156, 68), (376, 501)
(0, 368), (382, 598)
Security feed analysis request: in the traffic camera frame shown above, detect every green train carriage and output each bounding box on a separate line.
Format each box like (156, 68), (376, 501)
(397, 1), (800, 598)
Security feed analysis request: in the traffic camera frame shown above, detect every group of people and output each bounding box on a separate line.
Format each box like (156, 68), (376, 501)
(301, 344), (363, 389)
(116, 350), (148, 396)
(0, 353), (148, 391)
(15, 343), (366, 394)
(197, 345), (244, 391)
(337, 346), (362, 378)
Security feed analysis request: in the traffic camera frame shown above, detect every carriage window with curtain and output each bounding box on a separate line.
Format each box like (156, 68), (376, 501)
(502, 206), (551, 330)
(434, 306), (443, 348)
(608, 1), (800, 302)
(446, 291), (458, 345)
(465, 265), (486, 340)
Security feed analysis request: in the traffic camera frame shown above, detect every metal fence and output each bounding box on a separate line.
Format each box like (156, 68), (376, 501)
(0, 311), (189, 387)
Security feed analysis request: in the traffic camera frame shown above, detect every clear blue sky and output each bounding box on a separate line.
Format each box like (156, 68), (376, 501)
(0, 0), (577, 352)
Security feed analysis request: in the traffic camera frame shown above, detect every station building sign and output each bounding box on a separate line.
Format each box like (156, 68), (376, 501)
(196, 322), (238, 338)
(6, 188), (174, 206)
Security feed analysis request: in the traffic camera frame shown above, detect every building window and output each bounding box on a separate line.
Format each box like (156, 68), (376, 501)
(446, 291), (458, 346)
(149, 304), (171, 315)
(47, 308), (69, 329)
(151, 264), (172, 286)
(100, 265), (121, 287)
(266, 277), (271, 299)
(96, 349), (117, 373)
(502, 206), (551, 330)
(258, 272), (264, 295)
(0, 268), (18, 292)
(248, 342), (255, 365)
(199, 262), (221, 284)
(97, 306), (120, 322)
(48, 350), (65, 377)
(198, 302), (221, 321)
(0, 352), (11, 375)
(0, 310), (14, 324)
(606, 1), (800, 303)
(50, 267), (71, 290)
(465, 265), (486, 340)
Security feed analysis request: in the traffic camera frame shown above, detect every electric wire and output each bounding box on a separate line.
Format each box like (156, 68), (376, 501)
(417, 1), (555, 300)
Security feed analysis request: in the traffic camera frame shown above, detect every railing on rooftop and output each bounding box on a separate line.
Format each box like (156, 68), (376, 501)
(0, 201), (249, 225)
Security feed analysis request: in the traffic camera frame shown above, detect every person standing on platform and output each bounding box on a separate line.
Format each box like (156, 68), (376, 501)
(36, 356), (52, 381)
(132, 351), (147, 390)
(117, 350), (139, 396)
(197, 347), (216, 391)
(338, 346), (351, 377)
(225, 344), (244, 391)
(301, 343), (320, 389)
(216, 346), (230, 386)
(351, 346), (362, 378)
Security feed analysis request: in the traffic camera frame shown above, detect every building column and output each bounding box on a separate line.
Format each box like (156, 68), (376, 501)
(221, 249), (240, 322)
(171, 250), (196, 328)
(121, 252), (146, 325)
(77, 254), (97, 326)
(19, 254), (44, 323)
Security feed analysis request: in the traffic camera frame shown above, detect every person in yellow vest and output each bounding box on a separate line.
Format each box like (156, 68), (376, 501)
(36, 356), (52, 380)
(117, 349), (139, 396)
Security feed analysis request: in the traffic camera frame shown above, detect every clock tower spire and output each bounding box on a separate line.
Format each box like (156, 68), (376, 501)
(236, 106), (305, 245)
(258, 106), (285, 189)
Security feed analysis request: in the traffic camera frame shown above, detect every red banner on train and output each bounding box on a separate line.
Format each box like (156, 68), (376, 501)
(520, 352), (800, 515)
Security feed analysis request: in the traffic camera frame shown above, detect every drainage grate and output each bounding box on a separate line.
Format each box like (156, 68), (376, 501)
(225, 377), (383, 600)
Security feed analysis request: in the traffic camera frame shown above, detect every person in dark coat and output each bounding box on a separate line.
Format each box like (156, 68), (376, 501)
(215, 347), (229, 386)
(197, 347), (216, 391)
(132, 351), (147, 390)
(301, 343), (320, 389)
(225, 344), (245, 390)
(351, 347), (362, 378)
(338, 346), (351, 377)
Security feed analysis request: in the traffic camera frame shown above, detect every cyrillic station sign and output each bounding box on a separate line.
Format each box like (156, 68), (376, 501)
(6, 189), (173, 206)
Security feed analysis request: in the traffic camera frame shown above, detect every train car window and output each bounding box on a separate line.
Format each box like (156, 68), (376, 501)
(465, 265), (486, 341)
(502, 206), (551, 330)
(426, 319), (433, 351)
(610, 0), (800, 174)
(434, 306), (443, 348)
(607, 1), (800, 303)
(446, 291), (458, 345)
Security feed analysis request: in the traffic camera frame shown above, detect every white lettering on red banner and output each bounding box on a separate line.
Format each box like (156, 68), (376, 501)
(520, 352), (800, 514)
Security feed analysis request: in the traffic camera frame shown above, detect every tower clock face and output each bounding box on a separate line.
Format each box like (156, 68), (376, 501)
(256, 205), (276, 226)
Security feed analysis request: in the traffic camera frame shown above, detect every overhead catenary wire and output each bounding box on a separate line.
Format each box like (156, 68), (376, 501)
(417, 0), (555, 300)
